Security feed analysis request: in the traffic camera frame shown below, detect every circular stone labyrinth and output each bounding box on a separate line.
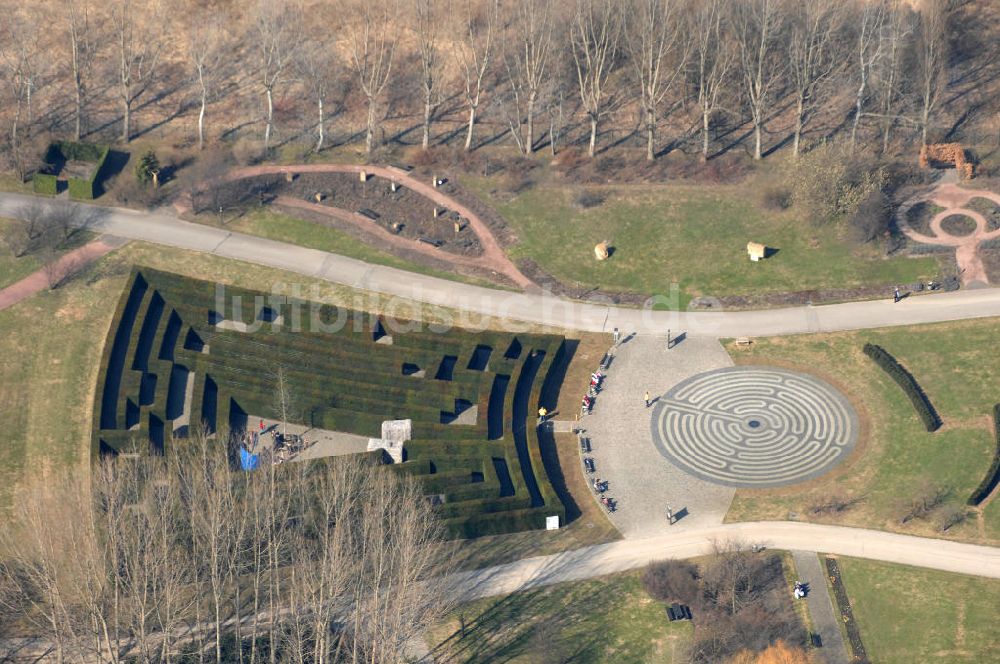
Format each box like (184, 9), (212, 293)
(650, 366), (857, 488)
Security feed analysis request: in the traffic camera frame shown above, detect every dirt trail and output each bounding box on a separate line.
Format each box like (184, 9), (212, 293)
(897, 180), (1000, 286)
(224, 163), (534, 290)
(0, 236), (126, 311)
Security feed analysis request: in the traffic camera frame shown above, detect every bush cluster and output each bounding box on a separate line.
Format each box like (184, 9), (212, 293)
(824, 557), (869, 663)
(863, 343), (941, 432)
(32, 173), (57, 195)
(39, 140), (111, 200)
(790, 145), (887, 223)
(968, 403), (1000, 505)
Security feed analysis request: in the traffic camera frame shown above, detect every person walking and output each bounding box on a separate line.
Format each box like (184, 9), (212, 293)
(537, 406), (547, 424)
(612, 327), (620, 345)
(893, 286), (901, 303)
(644, 391), (651, 408)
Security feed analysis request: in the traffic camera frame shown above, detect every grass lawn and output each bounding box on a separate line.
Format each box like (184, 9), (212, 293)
(723, 318), (1000, 544)
(0, 218), (42, 288)
(461, 174), (940, 308)
(426, 571), (691, 663)
(193, 207), (505, 289)
(838, 557), (1000, 663)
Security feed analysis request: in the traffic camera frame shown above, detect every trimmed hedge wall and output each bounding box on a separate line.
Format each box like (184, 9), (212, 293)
(42, 140), (111, 200)
(93, 267), (570, 538)
(32, 173), (58, 195)
(968, 403), (1000, 505)
(863, 343), (941, 432)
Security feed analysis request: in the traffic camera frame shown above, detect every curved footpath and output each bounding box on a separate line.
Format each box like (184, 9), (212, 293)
(448, 521), (1000, 603)
(4, 192), (1000, 336)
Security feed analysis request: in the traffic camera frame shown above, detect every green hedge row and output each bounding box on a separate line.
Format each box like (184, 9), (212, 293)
(863, 343), (941, 432)
(968, 403), (1000, 505)
(42, 140), (110, 200)
(32, 173), (58, 195)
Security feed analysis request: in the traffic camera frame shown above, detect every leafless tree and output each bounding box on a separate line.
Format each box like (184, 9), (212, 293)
(874, 1), (914, 153)
(454, 0), (499, 151)
(732, 0), (784, 161)
(349, 1), (400, 154)
(253, 0), (301, 151)
(625, 0), (689, 161)
(1, 11), (44, 182)
(110, 0), (163, 143)
(187, 10), (229, 151)
(570, 0), (621, 157)
(506, 0), (555, 154)
(849, 0), (887, 148)
(692, 0), (733, 160)
(66, 0), (97, 141)
(915, 0), (949, 146)
(414, 0), (446, 150)
(299, 14), (339, 153)
(788, 0), (842, 157)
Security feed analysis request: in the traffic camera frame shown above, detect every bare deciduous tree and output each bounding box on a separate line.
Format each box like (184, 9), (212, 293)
(253, 0), (301, 151)
(874, 1), (914, 153)
(349, 1), (400, 154)
(788, 0), (843, 157)
(733, 0), (784, 161)
(506, 0), (555, 154)
(299, 14), (339, 153)
(849, 0), (887, 148)
(187, 10), (229, 151)
(414, 0), (445, 150)
(625, 0), (689, 161)
(692, 0), (733, 160)
(454, 0), (499, 151)
(66, 0), (96, 141)
(570, 0), (621, 157)
(915, 0), (949, 146)
(111, 0), (163, 143)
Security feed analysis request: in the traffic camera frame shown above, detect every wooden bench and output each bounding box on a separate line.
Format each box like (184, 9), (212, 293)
(735, 337), (753, 348)
(583, 457), (595, 474)
(358, 208), (380, 220)
(419, 237), (444, 248)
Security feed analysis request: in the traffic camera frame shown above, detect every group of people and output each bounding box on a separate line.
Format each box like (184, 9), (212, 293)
(581, 369), (604, 415)
(793, 581), (807, 599)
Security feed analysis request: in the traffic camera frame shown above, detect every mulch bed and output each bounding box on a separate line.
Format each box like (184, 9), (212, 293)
(824, 557), (870, 664)
(247, 172), (484, 258)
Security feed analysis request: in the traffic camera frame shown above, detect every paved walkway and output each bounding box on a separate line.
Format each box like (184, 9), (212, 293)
(5, 193), (1000, 336)
(581, 335), (736, 537)
(792, 550), (849, 664)
(897, 181), (1000, 286)
(447, 521), (1000, 604)
(0, 235), (127, 310)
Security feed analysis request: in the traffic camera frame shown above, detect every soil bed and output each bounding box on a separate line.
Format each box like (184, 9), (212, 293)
(269, 172), (483, 258)
(966, 197), (1000, 232)
(940, 214), (977, 236)
(905, 201), (942, 235)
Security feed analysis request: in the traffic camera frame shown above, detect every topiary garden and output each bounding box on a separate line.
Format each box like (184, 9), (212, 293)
(93, 268), (567, 537)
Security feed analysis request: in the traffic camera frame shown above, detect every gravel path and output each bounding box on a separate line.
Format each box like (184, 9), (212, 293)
(792, 550), (850, 664)
(579, 334), (737, 537)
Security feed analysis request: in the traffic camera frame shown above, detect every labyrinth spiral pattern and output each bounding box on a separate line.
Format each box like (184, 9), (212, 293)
(650, 367), (857, 488)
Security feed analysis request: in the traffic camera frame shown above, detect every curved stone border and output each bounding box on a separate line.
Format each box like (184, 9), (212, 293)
(897, 181), (1000, 286)
(650, 366), (858, 488)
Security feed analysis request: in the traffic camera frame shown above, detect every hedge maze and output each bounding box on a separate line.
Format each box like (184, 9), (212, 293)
(93, 268), (567, 536)
(33, 140), (110, 199)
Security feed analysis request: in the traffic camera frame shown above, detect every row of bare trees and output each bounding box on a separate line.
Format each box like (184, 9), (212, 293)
(0, 434), (448, 664)
(0, 0), (981, 167)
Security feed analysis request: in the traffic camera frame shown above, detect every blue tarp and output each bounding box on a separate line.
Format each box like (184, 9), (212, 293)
(239, 447), (260, 471)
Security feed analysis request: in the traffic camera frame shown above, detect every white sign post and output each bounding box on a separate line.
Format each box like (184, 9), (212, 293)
(545, 515), (560, 531)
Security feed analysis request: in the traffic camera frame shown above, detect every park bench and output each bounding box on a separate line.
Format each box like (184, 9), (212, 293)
(583, 457), (595, 474)
(599, 352), (611, 370)
(579, 436), (591, 453)
(358, 208), (380, 220)
(419, 237), (444, 248)
(735, 337), (753, 348)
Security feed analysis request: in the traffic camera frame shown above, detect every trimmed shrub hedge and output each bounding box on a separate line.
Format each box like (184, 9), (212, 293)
(968, 403), (1000, 505)
(42, 140), (111, 200)
(93, 267), (569, 538)
(863, 343), (941, 432)
(32, 173), (58, 195)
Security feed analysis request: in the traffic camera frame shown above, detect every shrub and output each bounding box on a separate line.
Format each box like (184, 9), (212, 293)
(32, 173), (57, 195)
(759, 186), (792, 211)
(572, 189), (605, 209)
(863, 343), (941, 431)
(232, 138), (265, 166)
(849, 190), (893, 244)
(642, 560), (699, 603)
(791, 145), (886, 223)
(824, 557), (869, 663)
(135, 149), (160, 184)
(967, 403), (1000, 505)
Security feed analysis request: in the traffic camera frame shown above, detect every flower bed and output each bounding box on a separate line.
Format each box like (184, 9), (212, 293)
(824, 557), (870, 663)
